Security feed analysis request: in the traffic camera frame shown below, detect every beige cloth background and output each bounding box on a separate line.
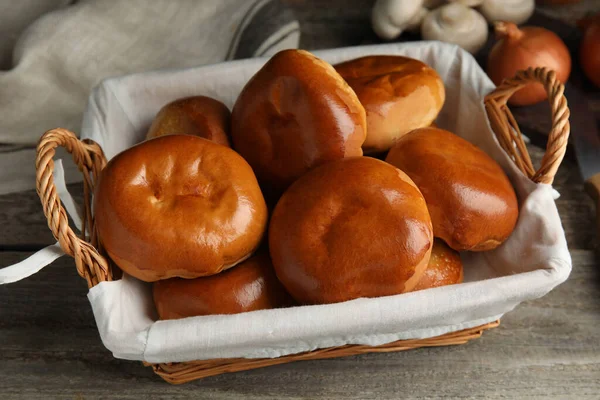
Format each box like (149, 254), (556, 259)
(0, 0), (299, 194)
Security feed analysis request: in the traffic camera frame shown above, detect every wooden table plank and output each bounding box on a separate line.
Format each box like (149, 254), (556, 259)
(0, 183), (83, 250)
(1, 250), (599, 399)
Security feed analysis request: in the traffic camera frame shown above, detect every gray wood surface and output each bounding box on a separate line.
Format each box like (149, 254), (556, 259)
(1, 0), (600, 398)
(1, 248), (599, 399)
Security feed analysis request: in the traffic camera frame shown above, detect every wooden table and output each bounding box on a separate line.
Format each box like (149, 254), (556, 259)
(2, 1), (600, 398)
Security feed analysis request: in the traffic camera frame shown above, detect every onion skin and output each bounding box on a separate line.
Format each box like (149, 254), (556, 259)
(580, 19), (600, 88)
(487, 22), (571, 106)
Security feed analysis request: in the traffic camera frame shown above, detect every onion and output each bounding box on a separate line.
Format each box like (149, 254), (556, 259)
(579, 16), (600, 88)
(487, 22), (571, 106)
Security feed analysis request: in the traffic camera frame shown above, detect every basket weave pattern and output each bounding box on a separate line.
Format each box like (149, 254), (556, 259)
(34, 68), (570, 384)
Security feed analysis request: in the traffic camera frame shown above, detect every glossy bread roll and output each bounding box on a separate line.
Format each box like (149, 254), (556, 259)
(411, 239), (463, 292)
(153, 252), (294, 320)
(146, 96), (231, 147)
(269, 157), (433, 305)
(94, 135), (268, 282)
(335, 55), (445, 153)
(386, 127), (518, 251)
(231, 49), (367, 192)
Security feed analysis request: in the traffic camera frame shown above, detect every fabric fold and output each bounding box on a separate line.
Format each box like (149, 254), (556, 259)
(0, 0), (300, 195)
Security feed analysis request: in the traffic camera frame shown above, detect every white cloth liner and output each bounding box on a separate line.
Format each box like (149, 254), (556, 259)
(1, 42), (572, 363)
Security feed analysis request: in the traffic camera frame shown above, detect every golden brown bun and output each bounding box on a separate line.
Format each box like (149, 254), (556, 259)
(231, 49), (367, 192)
(411, 239), (463, 292)
(335, 55), (445, 153)
(94, 135), (268, 282)
(146, 96), (231, 147)
(269, 157), (433, 305)
(153, 251), (295, 320)
(385, 127), (518, 252)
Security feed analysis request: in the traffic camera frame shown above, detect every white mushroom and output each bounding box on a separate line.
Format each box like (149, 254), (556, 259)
(421, 2), (488, 54)
(371, 0), (425, 40)
(479, 0), (534, 25)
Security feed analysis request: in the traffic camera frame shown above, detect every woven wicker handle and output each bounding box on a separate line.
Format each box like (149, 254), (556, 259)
(484, 67), (570, 184)
(35, 128), (110, 287)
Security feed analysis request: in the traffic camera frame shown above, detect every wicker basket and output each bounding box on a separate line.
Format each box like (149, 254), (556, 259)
(34, 67), (570, 384)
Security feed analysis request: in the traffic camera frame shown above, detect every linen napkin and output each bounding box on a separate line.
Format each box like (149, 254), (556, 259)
(0, 0), (300, 195)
